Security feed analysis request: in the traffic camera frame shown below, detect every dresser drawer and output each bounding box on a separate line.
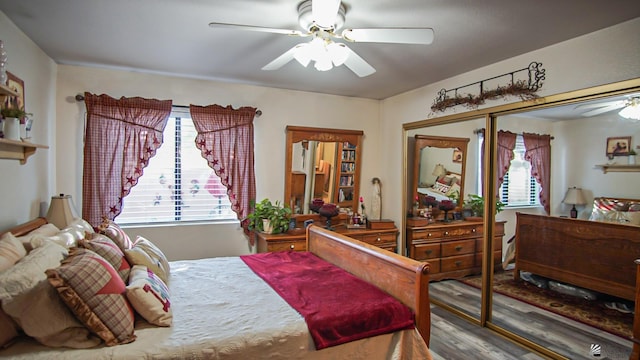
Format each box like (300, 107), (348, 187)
(357, 232), (396, 246)
(475, 250), (503, 267)
(412, 243), (441, 260)
(443, 225), (481, 238)
(475, 237), (504, 251)
(267, 240), (307, 252)
(410, 229), (446, 240)
(441, 254), (475, 272)
(426, 259), (441, 274)
(441, 239), (475, 257)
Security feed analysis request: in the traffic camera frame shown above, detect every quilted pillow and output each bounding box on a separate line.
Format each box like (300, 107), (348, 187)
(0, 241), (68, 301)
(79, 234), (131, 283)
(0, 232), (27, 271)
(98, 218), (133, 251)
(30, 218), (93, 249)
(46, 249), (136, 346)
(2, 280), (101, 348)
(0, 307), (19, 348)
(124, 236), (170, 284)
(126, 265), (172, 326)
(432, 181), (451, 194)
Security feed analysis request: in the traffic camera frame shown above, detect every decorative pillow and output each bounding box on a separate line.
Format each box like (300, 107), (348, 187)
(2, 280), (101, 348)
(445, 182), (461, 198)
(46, 249), (136, 346)
(432, 181), (451, 194)
(0, 232), (27, 272)
(30, 219), (92, 249)
(124, 236), (170, 284)
(126, 265), (172, 326)
(79, 234), (131, 283)
(98, 218), (133, 251)
(0, 241), (68, 301)
(16, 223), (60, 252)
(0, 307), (19, 348)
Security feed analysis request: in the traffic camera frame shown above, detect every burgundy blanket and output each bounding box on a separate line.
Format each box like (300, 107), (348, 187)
(240, 251), (415, 350)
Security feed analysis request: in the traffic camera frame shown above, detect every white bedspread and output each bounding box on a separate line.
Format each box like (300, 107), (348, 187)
(1, 257), (431, 359)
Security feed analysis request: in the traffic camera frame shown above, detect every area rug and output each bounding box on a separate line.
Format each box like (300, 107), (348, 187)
(458, 271), (633, 339)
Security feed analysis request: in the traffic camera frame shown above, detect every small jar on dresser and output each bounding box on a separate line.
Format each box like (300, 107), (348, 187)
(406, 218), (505, 281)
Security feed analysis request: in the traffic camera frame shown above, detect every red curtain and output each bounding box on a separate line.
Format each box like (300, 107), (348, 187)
(189, 104), (257, 237)
(523, 132), (552, 214)
(82, 93), (172, 227)
(496, 130), (518, 195)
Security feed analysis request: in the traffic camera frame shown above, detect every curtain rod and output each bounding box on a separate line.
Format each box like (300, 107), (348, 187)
(473, 128), (554, 140)
(74, 94), (262, 117)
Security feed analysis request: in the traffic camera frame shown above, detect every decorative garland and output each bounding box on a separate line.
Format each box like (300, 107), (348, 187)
(430, 62), (545, 113)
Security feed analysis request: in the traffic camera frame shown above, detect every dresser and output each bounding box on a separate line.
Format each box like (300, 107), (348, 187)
(406, 219), (505, 281)
(256, 225), (398, 254)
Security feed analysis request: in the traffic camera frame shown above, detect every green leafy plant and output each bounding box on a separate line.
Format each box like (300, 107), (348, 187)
(1, 106), (32, 119)
(629, 148), (637, 155)
(463, 194), (505, 217)
(246, 198), (292, 234)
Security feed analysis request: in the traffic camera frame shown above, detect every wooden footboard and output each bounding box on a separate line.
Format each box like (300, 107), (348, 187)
(514, 213), (639, 301)
(307, 225), (431, 345)
(633, 259), (640, 360)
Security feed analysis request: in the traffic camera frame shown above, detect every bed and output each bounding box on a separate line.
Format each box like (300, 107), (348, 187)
(0, 218), (432, 359)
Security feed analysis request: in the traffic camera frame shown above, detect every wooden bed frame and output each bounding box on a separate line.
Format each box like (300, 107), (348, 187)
(514, 212), (639, 301)
(307, 225), (431, 345)
(2, 219), (432, 348)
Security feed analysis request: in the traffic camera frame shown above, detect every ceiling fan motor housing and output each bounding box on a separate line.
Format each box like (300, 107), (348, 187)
(297, 0), (346, 31)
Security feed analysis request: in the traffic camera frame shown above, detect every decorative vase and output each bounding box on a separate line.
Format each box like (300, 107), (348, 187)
(3, 117), (20, 140)
(318, 203), (340, 230)
(262, 219), (273, 234)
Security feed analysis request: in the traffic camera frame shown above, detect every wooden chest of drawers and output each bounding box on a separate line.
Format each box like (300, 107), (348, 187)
(256, 225), (398, 254)
(406, 220), (505, 281)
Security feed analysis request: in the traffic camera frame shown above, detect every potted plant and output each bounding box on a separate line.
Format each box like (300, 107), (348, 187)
(1, 106), (31, 120)
(1, 106), (32, 140)
(463, 194), (505, 218)
(246, 198), (292, 234)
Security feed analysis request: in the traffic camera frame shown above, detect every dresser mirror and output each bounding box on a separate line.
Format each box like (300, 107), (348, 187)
(412, 135), (470, 209)
(403, 78), (640, 359)
(284, 126), (363, 215)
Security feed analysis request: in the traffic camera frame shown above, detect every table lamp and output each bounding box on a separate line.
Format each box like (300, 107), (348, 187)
(432, 164), (446, 182)
(45, 194), (80, 228)
(562, 187), (586, 218)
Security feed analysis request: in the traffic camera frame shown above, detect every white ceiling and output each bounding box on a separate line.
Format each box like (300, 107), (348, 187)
(0, 0), (639, 100)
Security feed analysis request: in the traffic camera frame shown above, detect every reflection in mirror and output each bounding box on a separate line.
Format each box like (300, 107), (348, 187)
(285, 126), (363, 215)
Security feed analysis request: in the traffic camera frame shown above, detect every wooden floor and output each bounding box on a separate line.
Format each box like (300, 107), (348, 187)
(428, 280), (633, 360)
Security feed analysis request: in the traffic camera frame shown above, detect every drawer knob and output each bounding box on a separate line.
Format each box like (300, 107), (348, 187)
(426, 250), (432, 255)
(290, 244), (295, 249)
(444, 231), (449, 236)
(472, 228), (476, 233)
(455, 245), (463, 251)
(376, 237), (381, 242)
(455, 261), (462, 267)
(427, 233), (432, 237)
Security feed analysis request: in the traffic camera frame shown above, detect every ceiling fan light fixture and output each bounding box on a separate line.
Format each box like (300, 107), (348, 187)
(618, 97), (640, 120)
(327, 42), (349, 66)
(314, 57), (333, 71)
(293, 44), (312, 67)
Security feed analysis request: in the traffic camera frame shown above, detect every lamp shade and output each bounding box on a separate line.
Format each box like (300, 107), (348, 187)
(432, 164), (446, 178)
(562, 187), (586, 205)
(45, 194), (79, 229)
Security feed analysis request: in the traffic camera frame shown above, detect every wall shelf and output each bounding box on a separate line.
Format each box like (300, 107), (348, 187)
(0, 138), (48, 164)
(595, 163), (640, 173)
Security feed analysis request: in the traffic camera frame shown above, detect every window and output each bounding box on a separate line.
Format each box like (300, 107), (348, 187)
(117, 109), (236, 224)
(499, 135), (541, 207)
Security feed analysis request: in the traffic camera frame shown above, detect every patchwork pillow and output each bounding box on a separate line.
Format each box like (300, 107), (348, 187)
(16, 223), (60, 252)
(432, 181), (451, 194)
(124, 236), (170, 284)
(126, 265), (172, 326)
(79, 234), (131, 283)
(0, 241), (68, 301)
(46, 249), (136, 346)
(446, 183), (461, 198)
(0, 307), (19, 348)
(98, 218), (133, 251)
(0, 232), (27, 272)
(2, 280), (101, 348)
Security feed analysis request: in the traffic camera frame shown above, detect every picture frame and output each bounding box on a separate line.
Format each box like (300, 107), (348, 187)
(605, 136), (631, 157)
(452, 148), (463, 163)
(3, 71), (25, 111)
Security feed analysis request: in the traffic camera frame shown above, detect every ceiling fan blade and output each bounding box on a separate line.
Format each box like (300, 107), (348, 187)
(341, 28), (434, 44)
(575, 100), (624, 110)
(342, 46), (376, 77)
(581, 104), (625, 117)
(209, 22), (306, 36)
(312, 0), (342, 28)
(262, 45), (303, 71)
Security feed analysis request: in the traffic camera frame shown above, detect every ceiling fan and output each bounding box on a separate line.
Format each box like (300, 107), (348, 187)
(575, 95), (640, 120)
(208, 0), (434, 77)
